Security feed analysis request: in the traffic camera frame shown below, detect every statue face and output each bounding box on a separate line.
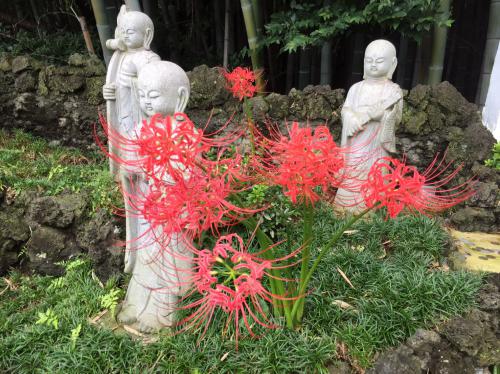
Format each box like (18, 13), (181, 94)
(137, 82), (174, 117)
(364, 45), (395, 79)
(120, 22), (146, 49)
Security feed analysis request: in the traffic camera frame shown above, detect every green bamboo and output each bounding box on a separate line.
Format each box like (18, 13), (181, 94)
(427, 0), (451, 85)
(125, 0), (141, 11)
(90, 0), (113, 65)
(240, 0), (265, 89)
(290, 207), (372, 323)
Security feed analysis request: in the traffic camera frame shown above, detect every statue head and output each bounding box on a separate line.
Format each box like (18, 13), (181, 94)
(363, 39), (397, 80)
(137, 61), (190, 117)
(117, 6), (154, 50)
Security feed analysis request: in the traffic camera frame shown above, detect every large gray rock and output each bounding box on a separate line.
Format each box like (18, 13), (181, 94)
(76, 209), (123, 282)
(11, 55), (31, 73)
(0, 208), (30, 274)
(442, 309), (500, 366)
(26, 226), (81, 276)
(366, 346), (421, 374)
(187, 65), (231, 109)
(26, 194), (87, 228)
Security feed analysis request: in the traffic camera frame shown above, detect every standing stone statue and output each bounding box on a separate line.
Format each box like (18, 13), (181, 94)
(117, 61), (193, 333)
(102, 5), (160, 301)
(335, 39), (403, 211)
(103, 5), (160, 179)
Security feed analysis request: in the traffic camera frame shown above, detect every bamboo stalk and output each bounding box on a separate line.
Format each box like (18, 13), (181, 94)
(90, 0), (113, 65)
(223, 0), (230, 68)
(125, 0), (142, 11)
(428, 0), (451, 85)
(240, 0), (263, 76)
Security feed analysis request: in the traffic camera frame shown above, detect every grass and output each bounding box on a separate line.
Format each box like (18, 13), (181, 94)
(0, 129), (120, 213)
(0, 211), (483, 373)
(0, 129), (484, 372)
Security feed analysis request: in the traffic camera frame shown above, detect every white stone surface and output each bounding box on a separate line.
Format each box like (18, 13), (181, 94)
(335, 39), (403, 212)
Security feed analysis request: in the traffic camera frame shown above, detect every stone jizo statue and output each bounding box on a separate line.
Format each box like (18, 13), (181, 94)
(102, 8), (160, 274)
(116, 61), (193, 333)
(335, 39), (403, 211)
(103, 5), (160, 178)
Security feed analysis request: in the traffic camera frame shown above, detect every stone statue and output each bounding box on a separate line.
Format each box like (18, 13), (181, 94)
(335, 39), (403, 211)
(103, 5), (160, 178)
(117, 61), (193, 333)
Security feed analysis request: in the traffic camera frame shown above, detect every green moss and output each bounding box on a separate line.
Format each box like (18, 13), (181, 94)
(85, 76), (105, 106)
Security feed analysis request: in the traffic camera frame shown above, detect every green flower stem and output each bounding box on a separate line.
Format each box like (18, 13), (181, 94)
(290, 207), (372, 324)
(240, 217), (294, 328)
(243, 97), (256, 155)
(253, 225), (294, 329)
(295, 202), (314, 322)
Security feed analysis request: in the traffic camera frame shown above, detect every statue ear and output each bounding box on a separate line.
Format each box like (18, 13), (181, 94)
(175, 87), (190, 113)
(387, 56), (398, 80)
(143, 28), (153, 50)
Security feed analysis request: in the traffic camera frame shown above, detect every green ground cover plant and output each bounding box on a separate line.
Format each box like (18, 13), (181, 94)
(0, 129), (120, 212)
(0, 213), (482, 372)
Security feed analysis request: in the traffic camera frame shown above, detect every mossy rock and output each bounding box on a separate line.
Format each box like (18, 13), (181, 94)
(401, 108), (427, 135)
(85, 76), (105, 106)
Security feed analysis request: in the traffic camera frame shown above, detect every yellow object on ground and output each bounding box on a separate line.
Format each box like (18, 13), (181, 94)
(448, 229), (500, 273)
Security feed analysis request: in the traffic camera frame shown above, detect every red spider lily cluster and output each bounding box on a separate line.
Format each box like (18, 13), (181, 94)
(361, 156), (476, 218)
(222, 67), (261, 101)
(179, 234), (297, 346)
(260, 123), (346, 205)
(97, 66), (477, 346)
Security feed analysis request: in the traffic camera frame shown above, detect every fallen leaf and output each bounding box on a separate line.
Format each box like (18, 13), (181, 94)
(337, 267), (355, 289)
(123, 324), (146, 337)
(332, 300), (354, 309)
(343, 230), (359, 235)
(89, 309), (108, 324)
(91, 270), (104, 288)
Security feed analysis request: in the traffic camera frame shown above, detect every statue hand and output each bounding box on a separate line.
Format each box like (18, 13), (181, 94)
(347, 121), (364, 137)
(368, 104), (384, 121)
(103, 84), (116, 100)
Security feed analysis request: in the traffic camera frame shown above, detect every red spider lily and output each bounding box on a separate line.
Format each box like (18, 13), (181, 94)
(260, 122), (346, 205)
(222, 67), (261, 101)
(130, 163), (259, 239)
(133, 113), (209, 181)
(178, 233), (301, 347)
(360, 156), (476, 218)
(95, 113), (239, 180)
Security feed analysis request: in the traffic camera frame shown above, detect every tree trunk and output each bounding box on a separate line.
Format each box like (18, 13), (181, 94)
(298, 48), (312, 89)
(223, 0), (231, 68)
(29, 0), (40, 23)
(320, 0), (332, 86)
(77, 16), (96, 55)
(214, 0), (224, 62)
(90, 0), (113, 65)
(142, 0), (158, 52)
(286, 52), (296, 92)
(320, 41), (332, 85)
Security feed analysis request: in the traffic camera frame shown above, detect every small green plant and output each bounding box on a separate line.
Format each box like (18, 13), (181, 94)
(246, 184), (269, 205)
(63, 258), (87, 272)
(70, 323), (82, 349)
(484, 142), (500, 170)
(47, 277), (66, 291)
(35, 308), (59, 330)
(100, 288), (123, 316)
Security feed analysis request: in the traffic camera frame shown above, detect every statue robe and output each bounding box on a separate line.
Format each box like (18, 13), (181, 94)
(335, 79), (403, 211)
